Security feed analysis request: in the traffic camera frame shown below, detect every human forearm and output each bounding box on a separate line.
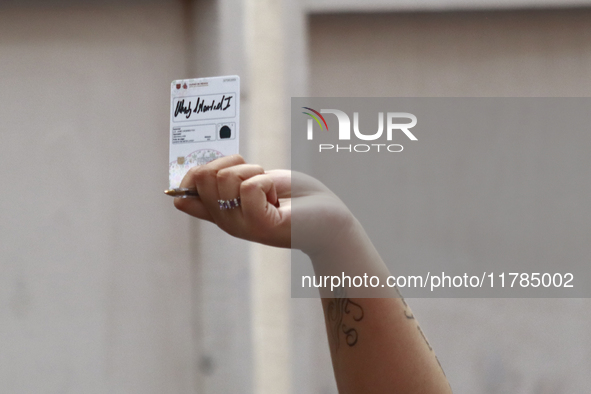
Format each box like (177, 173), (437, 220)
(309, 219), (452, 393)
(173, 159), (451, 393)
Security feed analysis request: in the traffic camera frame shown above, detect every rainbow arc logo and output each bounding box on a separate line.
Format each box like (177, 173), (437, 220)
(302, 107), (328, 131)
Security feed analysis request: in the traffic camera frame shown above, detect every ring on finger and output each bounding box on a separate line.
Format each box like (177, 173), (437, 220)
(218, 197), (241, 210)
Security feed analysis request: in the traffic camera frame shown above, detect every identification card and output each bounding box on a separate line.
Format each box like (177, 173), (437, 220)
(169, 75), (240, 188)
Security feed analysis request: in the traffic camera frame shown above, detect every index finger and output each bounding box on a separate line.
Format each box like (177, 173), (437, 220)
(174, 154), (246, 220)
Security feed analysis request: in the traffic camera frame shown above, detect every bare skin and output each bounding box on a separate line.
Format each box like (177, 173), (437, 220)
(174, 155), (452, 393)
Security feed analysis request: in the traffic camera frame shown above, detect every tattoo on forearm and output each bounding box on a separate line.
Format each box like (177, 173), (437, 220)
(401, 298), (415, 320)
(326, 287), (364, 351)
(397, 287), (448, 380)
(417, 325), (433, 352)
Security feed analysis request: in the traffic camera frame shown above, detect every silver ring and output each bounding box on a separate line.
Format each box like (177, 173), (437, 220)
(218, 197), (241, 210)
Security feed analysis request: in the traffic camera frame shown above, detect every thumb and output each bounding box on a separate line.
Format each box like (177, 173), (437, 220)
(265, 170), (291, 199)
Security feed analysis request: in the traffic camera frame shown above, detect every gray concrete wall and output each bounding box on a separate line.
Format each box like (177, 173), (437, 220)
(0, 1), (294, 393)
(302, 10), (591, 393)
(4, 2), (591, 394)
(305, 0), (591, 12)
(0, 3), (197, 393)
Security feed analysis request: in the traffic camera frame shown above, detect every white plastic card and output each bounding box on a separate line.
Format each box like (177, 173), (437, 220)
(169, 75), (240, 188)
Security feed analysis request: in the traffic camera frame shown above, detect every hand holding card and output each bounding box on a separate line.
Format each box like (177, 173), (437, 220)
(173, 155), (293, 249)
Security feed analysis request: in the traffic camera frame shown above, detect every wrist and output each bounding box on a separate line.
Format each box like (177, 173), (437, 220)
(304, 214), (395, 298)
